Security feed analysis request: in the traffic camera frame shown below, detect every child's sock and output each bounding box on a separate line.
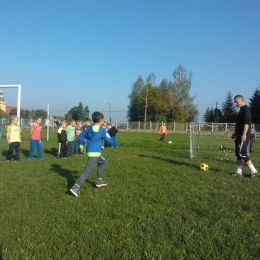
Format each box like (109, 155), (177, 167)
(74, 184), (80, 189)
(236, 165), (242, 174)
(97, 178), (103, 182)
(248, 163), (257, 173)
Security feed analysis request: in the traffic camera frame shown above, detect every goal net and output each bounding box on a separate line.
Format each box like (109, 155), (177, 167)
(190, 122), (236, 161)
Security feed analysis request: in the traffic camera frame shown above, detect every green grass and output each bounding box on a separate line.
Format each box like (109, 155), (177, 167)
(0, 130), (260, 260)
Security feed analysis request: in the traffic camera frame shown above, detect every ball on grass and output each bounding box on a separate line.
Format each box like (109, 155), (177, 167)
(200, 162), (209, 171)
(168, 141), (172, 144)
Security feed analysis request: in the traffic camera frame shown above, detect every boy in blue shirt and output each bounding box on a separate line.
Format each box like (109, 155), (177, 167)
(70, 111), (113, 197)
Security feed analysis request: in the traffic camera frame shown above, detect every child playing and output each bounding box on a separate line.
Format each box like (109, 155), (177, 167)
(6, 116), (22, 161)
(108, 122), (118, 148)
(82, 117), (91, 131)
(249, 124), (256, 152)
(159, 122), (168, 143)
(74, 121), (83, 154)
(70, 111), (113, 197)
(57, 120), (68, 158)
(66, 119), (76, 156)
(81, 118), (91, 153)
(27, 116), (43, 160)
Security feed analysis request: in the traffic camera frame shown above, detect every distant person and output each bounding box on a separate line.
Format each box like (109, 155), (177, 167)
(102, 121), (110, 147)
(74, 121), (83, 154)
(27, 116), (43, 160)
(6, 116), (22, 162)
(70, 111), (113, 197)
(159, 123), (168, 143)
(57, 120), (67, 159)
(53, 116), (60, 128)
(249, 124), (256, 152)
(66, 119), (76, 156)
(231, 95), (258, 177)
(108, 122), (118, 148)
(81, 118), (91, 153)
(44, 118), (49, 132)
(82, 117), (91, 131)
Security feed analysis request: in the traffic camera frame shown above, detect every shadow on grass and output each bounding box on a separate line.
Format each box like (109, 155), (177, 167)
(1, 150), (7, 157)
(21, 148), (29, 157)
(0, 245), (2, 260)
(50, 164), (78, 191)
(44, 148), (58, 157)
(50, 164), (97, 193)
(228, 172), (254, 178)
(139, 153), (198, 169)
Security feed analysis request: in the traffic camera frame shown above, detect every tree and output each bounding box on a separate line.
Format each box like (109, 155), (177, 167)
(249, 87), (260, 123)
(221, 91), (237, 123)
(34, 109), (47, 119)
(84, 105), (90, 119)
(127, 76), (145, 121)
(168, 65), (198, 122)
(65, 103), (88, 121)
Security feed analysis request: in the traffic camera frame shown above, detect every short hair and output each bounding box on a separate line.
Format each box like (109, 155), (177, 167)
(11, 115), (18, 121)
(234, 95), (244, 101)
(71, 119), (76, 123)
(84, 117), (91, 122)
(34, 116), (41, 121)
(92, 112), (104, 123)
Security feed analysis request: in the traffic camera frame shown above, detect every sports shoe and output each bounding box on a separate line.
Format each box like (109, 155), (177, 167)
(251, 172), (259, 178)
(70, 186), (80, 197)
(96, 181), (107, 187)
(232, 172), (242, 176)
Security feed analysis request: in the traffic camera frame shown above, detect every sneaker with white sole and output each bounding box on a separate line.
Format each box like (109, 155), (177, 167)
(232, 172), (242, 176)
(251, 172), (259, 178)
(96, 181), (107, 187)
(70, 185), (80, 197)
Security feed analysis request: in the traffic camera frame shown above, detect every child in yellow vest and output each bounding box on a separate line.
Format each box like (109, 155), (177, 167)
(6, 116), (22, 161)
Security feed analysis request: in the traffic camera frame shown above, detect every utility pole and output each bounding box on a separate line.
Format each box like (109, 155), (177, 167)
(144, 84), (148, 129)
(215, 102), (218, 122)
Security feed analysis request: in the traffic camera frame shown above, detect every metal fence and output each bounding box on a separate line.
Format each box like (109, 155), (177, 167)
(1, 117), (259, 135)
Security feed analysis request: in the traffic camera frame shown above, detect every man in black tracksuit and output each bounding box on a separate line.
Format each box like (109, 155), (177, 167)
(232, 95), (258, 177)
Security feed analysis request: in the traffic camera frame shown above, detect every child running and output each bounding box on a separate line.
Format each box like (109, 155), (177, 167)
(70, 111), (113, 197)
(6, 116), (22, 162)
(27, 116), (43, 160)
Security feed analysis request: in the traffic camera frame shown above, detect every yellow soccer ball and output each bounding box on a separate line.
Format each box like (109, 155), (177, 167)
(200, 162), (209, 171)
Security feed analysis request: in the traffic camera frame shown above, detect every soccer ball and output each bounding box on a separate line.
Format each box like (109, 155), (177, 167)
(168, 141), (172, 144)
(200, 162), (209, 171)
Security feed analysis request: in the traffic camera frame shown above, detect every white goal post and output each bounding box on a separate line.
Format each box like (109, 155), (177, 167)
(0, 85), (21, 124)
(189, 122), (236, 161)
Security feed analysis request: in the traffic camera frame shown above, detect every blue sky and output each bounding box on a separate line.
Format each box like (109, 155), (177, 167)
(1, 0), (259, 122)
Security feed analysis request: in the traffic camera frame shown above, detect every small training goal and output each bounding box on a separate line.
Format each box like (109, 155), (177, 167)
(189, 122), (236, 161)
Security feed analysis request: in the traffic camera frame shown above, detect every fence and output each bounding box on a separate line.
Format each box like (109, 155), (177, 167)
(1, 117), (259, 135)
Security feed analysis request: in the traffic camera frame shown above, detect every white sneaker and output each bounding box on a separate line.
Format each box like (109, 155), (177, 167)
(251, 172), (258, 178)
(232, 172), (242, 176)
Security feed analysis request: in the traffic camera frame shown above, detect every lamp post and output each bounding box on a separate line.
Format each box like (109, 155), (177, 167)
(104, 100), (111, 123)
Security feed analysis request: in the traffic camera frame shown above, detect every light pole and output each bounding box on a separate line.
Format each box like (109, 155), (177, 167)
(104, 100), (111, 123)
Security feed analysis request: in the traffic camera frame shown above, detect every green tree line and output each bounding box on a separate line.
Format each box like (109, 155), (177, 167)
(203, 87), (260, 123)
(127, 65), (198, 122)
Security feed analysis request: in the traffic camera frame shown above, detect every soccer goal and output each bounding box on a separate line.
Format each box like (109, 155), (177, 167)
(0, 85), (21, 122)
(189, 122), (236, 161)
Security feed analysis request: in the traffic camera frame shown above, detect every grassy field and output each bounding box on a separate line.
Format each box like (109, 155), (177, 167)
(0, 130), (260, 260)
